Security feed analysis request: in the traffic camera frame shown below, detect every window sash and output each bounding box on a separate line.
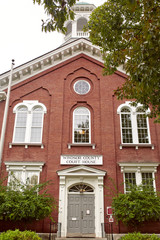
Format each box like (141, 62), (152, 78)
(8, 170), (40, 190)
(14, 111), (27, 142)
(124, 172), (155, 193)
(124, 172), (136, 192)
(73, 107), (91, 143)
(13, 106), (45, 143)
(137, 114), (149, 143)
(120, 108), (150, 144)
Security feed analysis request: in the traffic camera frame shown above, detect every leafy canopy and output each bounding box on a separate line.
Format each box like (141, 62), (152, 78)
(33, 0), (160, 120)
(0, 176), (57, 222)
(33, 0), (76, 33)
(112, 185), (160, 228)
(87, 0), (160, 120)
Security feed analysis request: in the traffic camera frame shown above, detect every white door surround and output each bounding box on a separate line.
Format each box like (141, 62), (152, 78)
(57, 165), (106, 237)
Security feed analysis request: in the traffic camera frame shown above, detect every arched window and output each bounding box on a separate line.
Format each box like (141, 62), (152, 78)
(14, 106), (28, 142)
(136, 107), (149, 143)
(30, 106), (44, 143)
(65, 22), (72, 36)
(120, 107), (133, 143)
(117, 102), (151, 144)
(69, 183), (94, 193)
(77, 17), (87, 31)
(13, 101), (46, 144)
(73, 107), (90, 143)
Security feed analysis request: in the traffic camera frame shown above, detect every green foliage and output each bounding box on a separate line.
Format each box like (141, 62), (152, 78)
(33, 0), (77, 33)
(0, 176), (57, 222)
(112, 185), (160, 228)
(0, 229), (42, 240)
(87, 0), (160, 121)
(119, 232), (160, 240)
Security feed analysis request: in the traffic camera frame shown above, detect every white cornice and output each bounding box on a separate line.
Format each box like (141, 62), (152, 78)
(57, 165), (106, 177)
(4, 161), (45, 172)
(0, 38), (103, 91)
(118, 162), (159, 173)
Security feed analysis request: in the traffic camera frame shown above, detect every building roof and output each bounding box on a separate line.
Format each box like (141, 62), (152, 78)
(0, 37), (126, 91)
(76, 2), (91, 5)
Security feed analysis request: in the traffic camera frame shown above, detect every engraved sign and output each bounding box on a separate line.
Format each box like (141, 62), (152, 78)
(60, 155), (103, 165)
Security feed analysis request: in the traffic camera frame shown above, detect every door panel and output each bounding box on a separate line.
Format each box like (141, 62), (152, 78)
(68, 195), (81, 234)
(67, 194), (95, 237)
(82, 195), (95, 234)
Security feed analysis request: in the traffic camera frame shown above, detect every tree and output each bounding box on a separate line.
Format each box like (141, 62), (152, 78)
(33, 0), (160, 121)
(86, 0), (160, 121)
(33, 0), (76, 33)
(0, 176), (57, 222)
(112, 185), (160, 229)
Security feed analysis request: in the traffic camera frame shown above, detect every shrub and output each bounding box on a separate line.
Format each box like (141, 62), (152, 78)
(0, 229), (42, 240)
(0, 176), (57, 222)
(119, 232), (160, 240)
(112, 185), (160, 228)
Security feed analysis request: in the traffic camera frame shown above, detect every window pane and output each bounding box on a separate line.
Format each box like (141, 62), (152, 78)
(14, 127), (26, 142)
(121, 113), (133, 143)
(125, 173), (136, 192)
(30, 127), (42, 142)
(137, 114), (149, 143)
(30, 107), (43, 142)
(9, 171), (23, 190)
(32, 112), (43, 126)
(14, 108), (27, 142)
(142, 173), (153, 189)
(16, 112), (27, 127)
(26, 172), (39, 188)
(73, 107), (90, 143)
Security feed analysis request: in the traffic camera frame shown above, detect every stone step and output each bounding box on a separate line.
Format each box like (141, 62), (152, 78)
(56, 238), (108, 240)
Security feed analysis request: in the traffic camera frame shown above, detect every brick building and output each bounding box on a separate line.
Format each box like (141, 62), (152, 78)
(0, 2), (160, 238)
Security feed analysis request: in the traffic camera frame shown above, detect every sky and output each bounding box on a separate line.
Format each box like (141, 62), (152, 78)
(0, 0), (106, 74)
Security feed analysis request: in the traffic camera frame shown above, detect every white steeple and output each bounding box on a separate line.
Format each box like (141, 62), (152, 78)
(64, 2), (96, 44)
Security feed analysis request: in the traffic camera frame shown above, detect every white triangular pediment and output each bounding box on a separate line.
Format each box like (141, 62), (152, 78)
(57, 165), (106, 177)
(0, 38), (126, 92)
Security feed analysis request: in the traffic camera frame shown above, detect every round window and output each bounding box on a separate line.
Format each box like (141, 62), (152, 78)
(74, 80), (90, 95)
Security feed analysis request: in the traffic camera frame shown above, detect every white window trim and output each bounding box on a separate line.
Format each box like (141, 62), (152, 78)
(117, 101), (151, 146)
(119, 162), (159, 193)
(72, 107), (91, 144)
(5, 161), (44, 186)
(12, 100), (47, 145)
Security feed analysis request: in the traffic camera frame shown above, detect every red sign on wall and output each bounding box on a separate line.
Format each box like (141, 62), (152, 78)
(107, 206), (113, 215)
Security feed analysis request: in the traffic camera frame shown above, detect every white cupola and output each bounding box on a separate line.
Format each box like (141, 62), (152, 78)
(64, 2), (96, 43)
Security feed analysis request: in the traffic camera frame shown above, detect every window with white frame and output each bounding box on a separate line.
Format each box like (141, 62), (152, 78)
(119, 163), (158, 193)
(117, 101), (151, 144)
(5, 162), (44, 190)
(73, 107), (91, 143)
(124, 172), (136, 192)
(13, 101), (47, 144)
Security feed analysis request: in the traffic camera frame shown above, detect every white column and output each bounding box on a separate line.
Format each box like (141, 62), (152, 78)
(136, 167), (142, 185)
(58, 176), (66, 237)
(97, 176), (104, 237)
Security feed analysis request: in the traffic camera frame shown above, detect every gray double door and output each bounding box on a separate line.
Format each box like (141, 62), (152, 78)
(67, 194), (95, 237)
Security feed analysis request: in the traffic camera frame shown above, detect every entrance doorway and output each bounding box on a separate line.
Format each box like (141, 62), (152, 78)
(67, 184), (95, 237)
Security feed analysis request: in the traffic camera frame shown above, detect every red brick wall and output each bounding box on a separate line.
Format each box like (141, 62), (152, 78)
(0, 54), (160, 233)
